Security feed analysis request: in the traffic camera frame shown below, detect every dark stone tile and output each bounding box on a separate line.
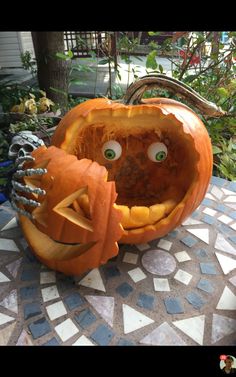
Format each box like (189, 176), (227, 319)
(228, 182), (236, 191)
(20, 285), (39, 300)
(90, 324), (115, 345)
(185, 291), (207, 310)
(43, 337), (60, 346)
(56, 274), (74, 292)
(200, 262), (218, 275)
(202, 215), (216, 225)
(21, 268), (39, 281)
(28, 317), (51, 339)
(181, 236), (198, 248)
(197, 278), (214, 294)
(229, 236), (236, 245)
(64, 292), (84, 310)
(137, 293), (154, 310)
(164, 298), (184, 314)
(102, 265), (121, 279)
(23, 247), (40, 264)
(230, 211), (236, 220)
(217, 224), (233, 234)
(168, 230), (179, 238)
(211, 176), (226, 187)
(24, 302), (42, 320)
(202, 198), (215, 207)
(117, 338), (135, 346)
(74, 308), (96, 329)
(216, 204), (229, 213)
(194, 248), (208, 259)
(191, 211), (200, 218)
(116, 282), (133, 298)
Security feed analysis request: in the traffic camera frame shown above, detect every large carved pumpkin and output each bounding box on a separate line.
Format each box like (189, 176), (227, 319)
(16, 75), (223, 275)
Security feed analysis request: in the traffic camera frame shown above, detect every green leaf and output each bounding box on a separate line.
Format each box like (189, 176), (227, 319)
(55, 52), (69, 61)
(148, 32), (161, 36)
(146, 50), (158, 70)
(98, 59), (109, 65)
(212, 145), (222, 154)
(49, 87), (67, 96)
(67, 50), (73, 59)
(159, 64), (164, 73)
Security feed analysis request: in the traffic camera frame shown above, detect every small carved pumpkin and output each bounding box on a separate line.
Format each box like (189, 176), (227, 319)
(17, 75), (224, 275)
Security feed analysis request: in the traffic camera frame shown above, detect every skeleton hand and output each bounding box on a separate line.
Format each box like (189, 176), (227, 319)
(10, 155), (47, 219)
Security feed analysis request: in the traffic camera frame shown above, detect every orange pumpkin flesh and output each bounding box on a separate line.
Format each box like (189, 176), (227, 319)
(19, 146), (123, 275)
(18, 97), (212, 274)
(52, 97), (212, 243)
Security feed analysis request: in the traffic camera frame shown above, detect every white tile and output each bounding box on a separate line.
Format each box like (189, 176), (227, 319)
(153, 278), (170, 292)
(128, 267), (147, 283)
(230, 223), (236, 231)
(78, 268), (105, 292)
(217, 214), (233, 224)
(16, 329), (33, 345)
(140, 322), (186, 345)
(46, 301), (67, 321)
(174, 251), (191, 262)
(122, 304), (154, 334)
(181, 218), (203, 226)
(205, 193), (217, 201)
(215, 233), (236, 256)
(229, 275), (236, 287)
(174, 269), (192, 285)
(211, 185), (223, 199)
(85, 295), (114, 327)
(215, 253), (236, 275)
(0, 289), (17, 313)
(136, 243), (150, 251)
(40, 271), (56, 285)
(0, 272), (10, 283)
(203, 208), (217, 216)
(55, 319), (79, 342)
(0, 322), (16, 345)
(211, 314), (236, 344)
(186, 228), (209, 244)
(173, 315), (205, 345)
(41, 285), (59, 302)
(6, 258), (22, 278)
(216, 286), (236, 310)
(225, 203), (236, 210)
(123, 252), (138, 265)
(224, 196), (236, 203)
(1, 217), (18, 231)
(157, 239), (172, 251)
(0, 313), (15, 326)
(0, 238), (20, 252)
(222, 188), (236, 196)
(73, 335), (95, 346)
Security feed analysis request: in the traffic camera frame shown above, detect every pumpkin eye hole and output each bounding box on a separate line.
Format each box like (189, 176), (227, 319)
(147, 142), (168, 162)
(102, 140), (122, 161)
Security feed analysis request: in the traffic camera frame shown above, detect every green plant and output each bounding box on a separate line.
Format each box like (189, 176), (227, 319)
(20, 50), (37, 78)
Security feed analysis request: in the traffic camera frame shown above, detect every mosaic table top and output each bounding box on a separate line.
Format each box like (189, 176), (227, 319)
(0, 176), (236, 346)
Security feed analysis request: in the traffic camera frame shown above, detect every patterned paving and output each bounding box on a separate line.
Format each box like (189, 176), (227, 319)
(0, 176), (236, 346)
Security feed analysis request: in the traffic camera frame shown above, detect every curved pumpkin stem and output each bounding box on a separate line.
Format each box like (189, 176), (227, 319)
(123, 74), (226, 118)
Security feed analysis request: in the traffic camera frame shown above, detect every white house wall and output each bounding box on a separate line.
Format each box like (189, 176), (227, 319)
(0, 31), (34, 68)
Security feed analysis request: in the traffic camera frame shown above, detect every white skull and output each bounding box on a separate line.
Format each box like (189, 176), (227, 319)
(8, 131), (45, 160)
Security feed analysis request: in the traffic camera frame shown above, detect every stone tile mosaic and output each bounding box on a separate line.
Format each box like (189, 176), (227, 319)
(173, 315), (205, 345)
(85, 295), (114, 327)
(122, 304), (154, 334)
(78, 268), (106, 292)
(116, 282), (133, 298)
(90, 324), (114, 345)
(216, 286), (236, 310)
(0, 322), (16, 345)
(140, 322), (186, 345)
(73, 335), (94, 346)
(74, 308), (97, 329)
(174, 269), (192, 285)
(211, 314), (236, 344)
(128, 267), (147, 283)
(0, 175), (236, 346)
(142, 250), (176, 275)
(55, 319), (79, 342)
(137, 293), (155, 310)
(0, 290), (18, 314)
